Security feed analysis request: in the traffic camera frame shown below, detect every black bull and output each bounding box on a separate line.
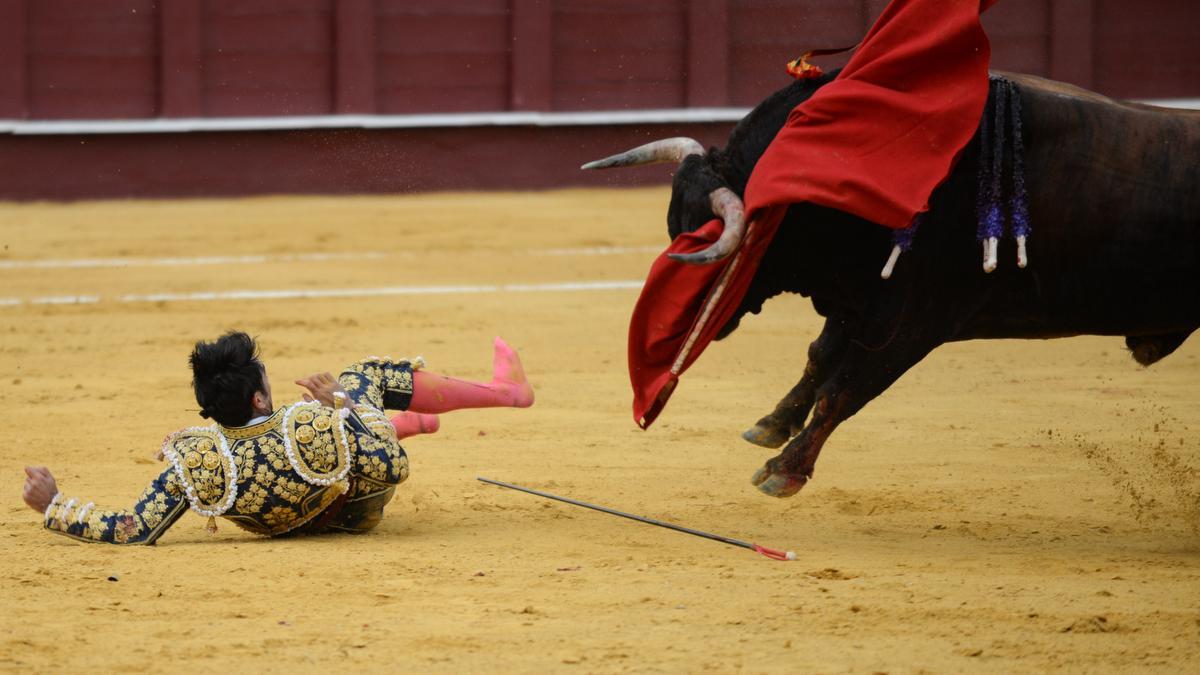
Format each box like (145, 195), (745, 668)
(586, 72), (1200, 498)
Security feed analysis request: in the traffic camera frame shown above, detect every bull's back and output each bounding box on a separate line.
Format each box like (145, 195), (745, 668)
(963, 74), (1200, 338)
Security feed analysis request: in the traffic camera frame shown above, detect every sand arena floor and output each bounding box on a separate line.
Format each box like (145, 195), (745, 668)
(0, 189), (1197, 672)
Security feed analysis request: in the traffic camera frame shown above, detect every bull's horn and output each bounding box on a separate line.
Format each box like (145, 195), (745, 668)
(580, 137), (705, 170)
(668, 187), (747, 265)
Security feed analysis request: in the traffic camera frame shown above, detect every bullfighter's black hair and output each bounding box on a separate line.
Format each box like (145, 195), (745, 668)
(189, 330), (265, 427)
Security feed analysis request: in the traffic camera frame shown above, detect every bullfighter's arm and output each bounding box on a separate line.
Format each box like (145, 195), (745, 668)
(28, 465), (189, 545)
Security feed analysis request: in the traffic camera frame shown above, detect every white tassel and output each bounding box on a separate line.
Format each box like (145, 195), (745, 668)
(982, 237), (998, 273)
(1016, 235), (1028, 268)
(880, 245), (902, 280)
(43, 492), (63, 522)
(75, 502), (94, 525)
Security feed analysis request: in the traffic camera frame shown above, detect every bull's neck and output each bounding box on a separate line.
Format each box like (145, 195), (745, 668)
(722, 72), (838, 196)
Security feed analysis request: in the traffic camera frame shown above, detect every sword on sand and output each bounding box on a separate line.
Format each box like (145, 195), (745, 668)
(478, 477), (796, 561)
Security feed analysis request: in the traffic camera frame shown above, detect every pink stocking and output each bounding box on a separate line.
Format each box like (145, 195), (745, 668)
(390, 411), (441, 439)
(407, 337), (534, 414)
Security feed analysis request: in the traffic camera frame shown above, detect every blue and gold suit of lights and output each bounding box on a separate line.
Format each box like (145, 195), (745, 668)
(43, 358), (418, 544)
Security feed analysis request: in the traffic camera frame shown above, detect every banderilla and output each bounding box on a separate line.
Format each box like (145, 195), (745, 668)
(477, 477), (795, 561)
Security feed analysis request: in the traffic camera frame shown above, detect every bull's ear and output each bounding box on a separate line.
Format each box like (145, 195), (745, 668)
(665, 178), (690, 240)
(667, 167), (716, 239)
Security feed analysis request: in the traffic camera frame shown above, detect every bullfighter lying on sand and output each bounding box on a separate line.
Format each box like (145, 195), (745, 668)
(21, 331), (533, 544)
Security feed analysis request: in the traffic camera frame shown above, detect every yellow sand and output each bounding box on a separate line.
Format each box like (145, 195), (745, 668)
(0, 189), (1197, 672)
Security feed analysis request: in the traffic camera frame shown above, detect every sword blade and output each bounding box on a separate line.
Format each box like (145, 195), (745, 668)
(477, 476), (754, 550)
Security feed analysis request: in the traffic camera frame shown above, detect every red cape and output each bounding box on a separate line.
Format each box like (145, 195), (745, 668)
(630, 0), (998, 428)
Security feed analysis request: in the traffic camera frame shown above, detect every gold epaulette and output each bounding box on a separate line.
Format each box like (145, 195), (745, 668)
(161, 426), (237, 517)
(281, 402), (353, 487)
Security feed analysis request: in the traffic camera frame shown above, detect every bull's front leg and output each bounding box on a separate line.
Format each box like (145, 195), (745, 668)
(751, 337), (936, 498)
(742, 317), (848, 448)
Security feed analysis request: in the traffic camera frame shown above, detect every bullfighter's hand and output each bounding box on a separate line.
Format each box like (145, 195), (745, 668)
(22, 466), (58, 513)
(295, 372), (348, 408)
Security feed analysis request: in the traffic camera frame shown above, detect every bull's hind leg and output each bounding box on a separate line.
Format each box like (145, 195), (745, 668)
(752, 338), (936, 498)
(743, 318), (848, 448)
(1125, 329), (1195, 367)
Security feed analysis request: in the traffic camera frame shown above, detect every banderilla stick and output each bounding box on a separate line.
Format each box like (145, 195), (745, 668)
(477, 477), (796, 561)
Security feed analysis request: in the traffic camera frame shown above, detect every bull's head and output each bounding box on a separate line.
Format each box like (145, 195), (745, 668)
(581, 137), (745, 265)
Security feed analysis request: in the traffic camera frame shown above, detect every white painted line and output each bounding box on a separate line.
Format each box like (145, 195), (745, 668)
(0, 279), (644, 308)
(532, 245), (662, 256)
(1, 98), (1195, 136)
(0, 251), (390, 270)
(120, 280), (644, 303)
(0, 108), (751, 136)
(29, 295), (100, 305)
(0, 246), (663, 271)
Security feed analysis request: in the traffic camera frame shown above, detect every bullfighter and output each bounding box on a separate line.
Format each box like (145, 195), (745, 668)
(21, 330), (533, 543)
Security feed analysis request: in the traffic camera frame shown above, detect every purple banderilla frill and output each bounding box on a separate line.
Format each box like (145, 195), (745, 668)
(976, 76), (1030, 272)
(881, 76), (1030, 279)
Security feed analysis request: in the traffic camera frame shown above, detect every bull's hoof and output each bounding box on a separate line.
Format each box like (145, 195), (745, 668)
(741, 424), (790, 449)
(750, 465), (807, 498)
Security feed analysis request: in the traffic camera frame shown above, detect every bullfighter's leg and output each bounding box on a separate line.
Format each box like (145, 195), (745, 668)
(751, 338), (937, 498)
(291, 397), (412, 535)
(1125, 329), (1195, 367)
(743, 317), (848, 448)
(323, 430), (412, 534)
(338, 337), (533, 414)
(389, 411), (441, 439)
(408, 337), (534, 413)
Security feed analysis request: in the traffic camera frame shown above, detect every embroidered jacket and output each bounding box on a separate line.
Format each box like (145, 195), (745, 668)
(43, 358), (414, 544)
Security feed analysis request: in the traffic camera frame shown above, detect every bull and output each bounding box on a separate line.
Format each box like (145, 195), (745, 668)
(583, 71), (1200, 498)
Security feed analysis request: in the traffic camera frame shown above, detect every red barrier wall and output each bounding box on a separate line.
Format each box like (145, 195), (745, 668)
(0, 122), (736, 199)
(3, 0), (1197, 120)
(0, 0), (1197, 199)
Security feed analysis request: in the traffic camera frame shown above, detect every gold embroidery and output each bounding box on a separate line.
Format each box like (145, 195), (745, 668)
(287, 408), (351, 485)
(362, 455), (389, 482)
(392, 369), (414, 393)
(249, 462), (274, 486)
(140, 366), (415, 539)
(235, 483), (269, 513)
(396, 455), (410, 483)
(272, 476), (309, 504)
(295, 425), (315, 444)
(140, 492), (168, 528)
(218, 409), (284, 440)
(166, 429), (232, 510)
(192, 467), (227, 505)
(263, 505), (296, 529)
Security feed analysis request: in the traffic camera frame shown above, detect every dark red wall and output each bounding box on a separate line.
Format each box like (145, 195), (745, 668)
(1, 0), (1198, 200)
(23, 0), (160, 119)
(0, 122), (738, 199)
(2, 0), (1198, 120)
